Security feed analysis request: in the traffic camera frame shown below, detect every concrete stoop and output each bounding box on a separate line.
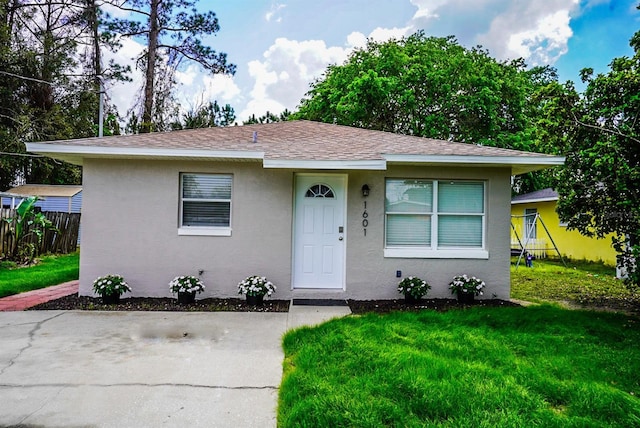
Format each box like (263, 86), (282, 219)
(286, 299), (352, 330)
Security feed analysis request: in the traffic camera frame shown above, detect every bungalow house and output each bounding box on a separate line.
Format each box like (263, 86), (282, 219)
(511, 188), (617, 265)
(27, 120), (564, 300)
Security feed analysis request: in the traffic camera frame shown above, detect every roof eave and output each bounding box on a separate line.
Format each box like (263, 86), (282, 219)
(384, 154), (565, 175)
(26, 143), (566, 174)
(511, 197), (559, 205)
(262, 159), (387, 170)
(26, 143), (264, 165)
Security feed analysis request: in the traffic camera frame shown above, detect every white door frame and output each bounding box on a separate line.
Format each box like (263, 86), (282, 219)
(291, 173), (347, 290)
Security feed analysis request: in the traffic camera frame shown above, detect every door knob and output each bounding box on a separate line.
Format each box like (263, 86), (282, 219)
(339, 236), (344, 241)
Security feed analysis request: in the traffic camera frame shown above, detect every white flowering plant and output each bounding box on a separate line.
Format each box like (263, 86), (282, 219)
(397, 276), (431, 298)
(449, 274), (485, 296)
(92, 274), (131, 296)
(237, 275), (276, 297)
(169, 275), (205, 294)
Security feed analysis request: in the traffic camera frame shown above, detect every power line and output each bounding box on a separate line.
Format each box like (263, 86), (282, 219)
(0, 71), (54, 86)
(0, 151), (47, 158)
(0, 151), (61, 164)
(0, 71), (106, 93)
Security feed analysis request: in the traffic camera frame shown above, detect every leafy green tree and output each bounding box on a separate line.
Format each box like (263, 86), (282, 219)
(554, 15), (640, 286)
(296, 32), (546, 152)
(0, 0), (92, 189)
(102, 0), (236, 133)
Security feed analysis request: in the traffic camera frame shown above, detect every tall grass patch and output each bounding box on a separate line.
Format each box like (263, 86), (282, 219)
(511, 259), (640, 310)
(0, 252), (79, 297)
(279, 305), (640, 427)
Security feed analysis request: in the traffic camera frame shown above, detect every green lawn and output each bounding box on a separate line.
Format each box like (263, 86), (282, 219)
(279, 305), (640, 427)
(511, 258), (640, 311)
(0, 252), (79, 298)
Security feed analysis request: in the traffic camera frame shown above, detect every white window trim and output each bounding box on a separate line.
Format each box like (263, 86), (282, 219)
(178, 227), (232, 236)
(178, 173), (233, 236)
(384, 179), (487, 259)
(384, 248), (489, 259)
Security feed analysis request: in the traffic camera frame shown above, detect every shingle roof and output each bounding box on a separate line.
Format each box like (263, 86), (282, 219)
(511, 188), (559, 204)
(27, 120), (564, 174)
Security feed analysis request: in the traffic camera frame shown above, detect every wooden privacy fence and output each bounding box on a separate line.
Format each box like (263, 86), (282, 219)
(0, 209), (80, 258)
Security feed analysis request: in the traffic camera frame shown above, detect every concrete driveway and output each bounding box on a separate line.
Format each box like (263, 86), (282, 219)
(0, 308), (348, 427)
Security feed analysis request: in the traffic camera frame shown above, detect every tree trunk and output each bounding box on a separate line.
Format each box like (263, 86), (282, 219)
(140, 0), (159, 134)
(86, 0), (101, 82)
(86, 0), (102, 134)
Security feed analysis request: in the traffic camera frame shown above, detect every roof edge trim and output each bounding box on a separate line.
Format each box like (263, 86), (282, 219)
(26, 143), (265, 160)
(262, 159), (387, 170)
(384, 154), (566, 165)
(512, 197), (559, 204)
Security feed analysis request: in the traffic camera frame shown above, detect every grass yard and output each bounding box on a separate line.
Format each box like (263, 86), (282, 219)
(0, 252), (79, 298)
(511, 258), (640, 312)
(279, 305), (640, 427)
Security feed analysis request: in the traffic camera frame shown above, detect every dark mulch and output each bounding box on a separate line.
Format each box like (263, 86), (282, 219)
(28, 295), (291, 312)
(347, 298), (520, 314)
(27, 293), (519, 314)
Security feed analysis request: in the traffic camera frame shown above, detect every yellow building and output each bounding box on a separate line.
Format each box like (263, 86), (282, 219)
(511, 188), (617, 266)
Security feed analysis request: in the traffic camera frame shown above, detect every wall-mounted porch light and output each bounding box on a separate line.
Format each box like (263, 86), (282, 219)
(361, 184), (370, 197)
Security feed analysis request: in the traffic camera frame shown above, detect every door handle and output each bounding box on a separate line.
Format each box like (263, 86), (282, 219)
(339, 236), (344, 241)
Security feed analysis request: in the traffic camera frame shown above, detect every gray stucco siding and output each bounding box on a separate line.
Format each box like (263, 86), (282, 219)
(345, 166), (511, 300)
(79, 159), (511, 300)
(79, 159), (294, 298)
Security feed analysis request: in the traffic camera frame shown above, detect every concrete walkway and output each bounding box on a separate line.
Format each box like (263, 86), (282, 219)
(0, 286), (351, 426)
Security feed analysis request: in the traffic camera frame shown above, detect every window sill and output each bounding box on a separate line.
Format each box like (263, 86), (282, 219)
(384, 248), (489, 259)
(178, 227), (232, 237)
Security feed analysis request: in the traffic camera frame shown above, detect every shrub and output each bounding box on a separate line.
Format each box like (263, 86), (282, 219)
(397, 276), (431, 298)
(92, 274), (131, 296)
(237, 275), (276, 297)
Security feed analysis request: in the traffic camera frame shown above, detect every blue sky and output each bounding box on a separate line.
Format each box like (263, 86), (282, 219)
(105, 0), (639, 122)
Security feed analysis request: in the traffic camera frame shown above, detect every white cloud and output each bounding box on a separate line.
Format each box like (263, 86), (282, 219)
(475, 0), (579, 64)
(202, 74), (241, 102)
(100, 2), (132, 19)
(265, 3), (286, 23)
(407, 0), (580, 66)
(346, 31), (367, 49)
(239, 37), (352, 120)
(409, 0), (450, 20)
(174, 68), (242, 113)
(102, 38), (145, 117)
(506, 9), (574, 65)
(102, 38), (242, 123)
(368, 26), (412, 42)
(239, 22), (422, 120)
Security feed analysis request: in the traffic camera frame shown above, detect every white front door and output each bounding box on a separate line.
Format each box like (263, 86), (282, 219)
(293, 174), (346, 289)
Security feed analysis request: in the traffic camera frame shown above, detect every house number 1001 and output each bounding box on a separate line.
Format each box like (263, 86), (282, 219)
(362, 201), (369, 236)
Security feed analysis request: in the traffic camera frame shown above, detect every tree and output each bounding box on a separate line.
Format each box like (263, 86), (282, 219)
(554, 14), (640, 286)
(296, 32), (547, 153)
(103, 0), (236, 133)
(243, 109), (291, 125)
(0, 0), (93, 189)
(172, 100), (236, 129)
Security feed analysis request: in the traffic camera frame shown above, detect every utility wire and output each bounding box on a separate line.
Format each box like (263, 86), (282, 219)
(0, 71), (55, 86)
(0, 71), (106, 93)
(0, 151), (48, 158)
(0, 151), (62, 164)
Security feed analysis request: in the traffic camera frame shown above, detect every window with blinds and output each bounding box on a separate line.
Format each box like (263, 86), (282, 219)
(385, 179), (484, 250)
(180, 173), (232, 228)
